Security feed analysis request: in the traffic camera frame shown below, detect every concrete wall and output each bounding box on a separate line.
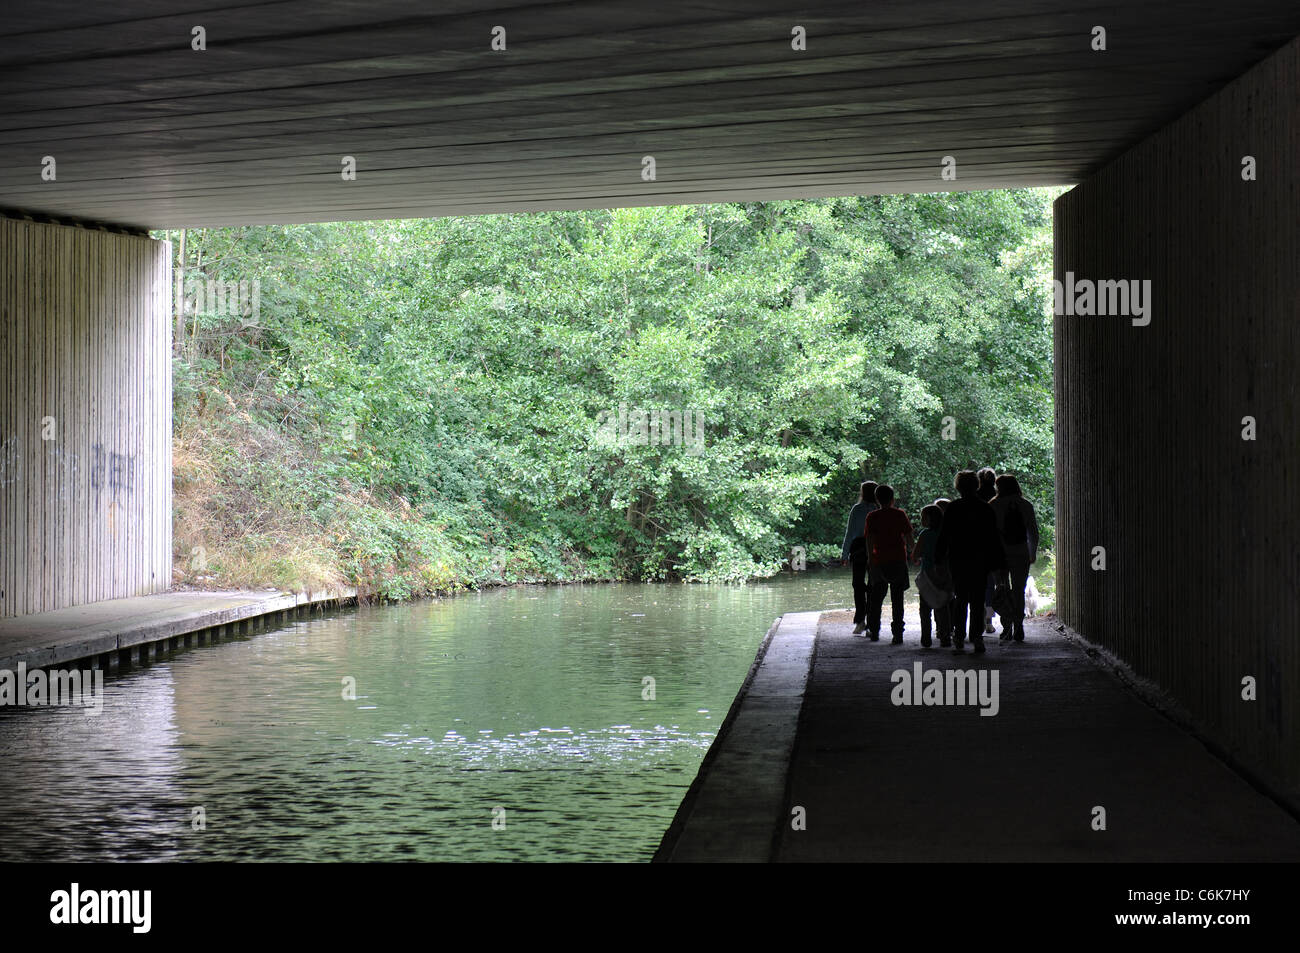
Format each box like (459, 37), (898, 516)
(0, 218), (172, 617)
(1054, 36), (1299, 805)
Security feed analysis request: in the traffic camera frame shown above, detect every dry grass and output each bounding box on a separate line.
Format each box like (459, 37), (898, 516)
(172, 385), (353, 594)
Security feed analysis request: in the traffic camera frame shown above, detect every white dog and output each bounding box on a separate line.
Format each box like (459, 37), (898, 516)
(1025, 576), (1041, 615)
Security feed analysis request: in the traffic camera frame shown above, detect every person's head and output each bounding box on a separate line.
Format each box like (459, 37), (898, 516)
(994, 473), (1022, 498)
(977, 467), (996, 488)
(874, 484), (895, 508)
(920, 503), (942, 530)
(954, 470), (979, 497)
(860, 481), (878, 504)
(933, 497), (951, 512)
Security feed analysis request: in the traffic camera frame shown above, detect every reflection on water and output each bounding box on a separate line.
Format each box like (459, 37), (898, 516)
(0, 571), (848, 861)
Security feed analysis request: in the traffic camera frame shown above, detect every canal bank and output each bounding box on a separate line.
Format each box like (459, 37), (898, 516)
(0, 588), (357, 672)
(653, 611), (819, 862)
(658, 608), (1300, 862)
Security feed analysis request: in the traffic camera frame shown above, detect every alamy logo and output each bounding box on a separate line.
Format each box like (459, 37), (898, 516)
(593, 404), (704, 455)
(1053, 272), (1151, 326)
(890, 662), (999, 716)
(50, 884), (151, 933)
(0, 664), (103, 716)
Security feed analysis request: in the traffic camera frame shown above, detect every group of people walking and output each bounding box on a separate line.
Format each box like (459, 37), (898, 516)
(839, 468), (1039, 654)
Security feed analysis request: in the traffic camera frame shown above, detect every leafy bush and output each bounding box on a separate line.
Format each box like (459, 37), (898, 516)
(162, 192), (1057, 597)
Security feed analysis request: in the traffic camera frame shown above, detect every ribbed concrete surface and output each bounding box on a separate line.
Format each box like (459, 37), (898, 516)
(4, 2), (1300, 227)
(1053, 33), (1300, 805)
(773, 610), (1300, 861)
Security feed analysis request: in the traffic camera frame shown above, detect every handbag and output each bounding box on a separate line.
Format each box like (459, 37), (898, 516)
(991, 583), (1016, 618)
(916, 566), (953, 609)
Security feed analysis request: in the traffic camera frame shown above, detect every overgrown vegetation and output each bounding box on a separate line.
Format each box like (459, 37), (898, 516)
(160, 190), (1058, 598)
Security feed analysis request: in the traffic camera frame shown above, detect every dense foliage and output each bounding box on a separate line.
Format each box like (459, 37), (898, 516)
(162, 190), (1057, 597)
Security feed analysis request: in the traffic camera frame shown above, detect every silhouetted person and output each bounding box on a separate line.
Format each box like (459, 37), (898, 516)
(865, 484), (914, 643)
(935, 470), (1007, 654)
(976, 467), (998, 633)
(933, 497), (955, 633)
(842, 481), (878, 635)
(990, 473), (1039, 642)
(913, 504), (951, 648)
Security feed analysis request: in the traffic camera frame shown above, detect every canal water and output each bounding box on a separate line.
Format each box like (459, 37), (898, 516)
(0, 571), (852, 862)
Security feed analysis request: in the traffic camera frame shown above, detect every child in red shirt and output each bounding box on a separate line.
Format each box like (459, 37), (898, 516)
(864, 484), (915, 643)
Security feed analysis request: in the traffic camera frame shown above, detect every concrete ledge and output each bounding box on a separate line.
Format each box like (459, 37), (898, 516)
(0, 588), (356, 671)
(654, 610), (818, 862)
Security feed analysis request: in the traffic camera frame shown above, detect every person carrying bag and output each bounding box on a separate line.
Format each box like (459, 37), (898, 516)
(912, 504), (953, 648)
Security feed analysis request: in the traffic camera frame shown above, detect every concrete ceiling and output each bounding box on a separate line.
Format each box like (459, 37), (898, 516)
(1, 1), (1297, 229)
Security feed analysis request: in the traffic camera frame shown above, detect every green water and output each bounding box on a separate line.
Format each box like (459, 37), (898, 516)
(0, 572), (850, 862)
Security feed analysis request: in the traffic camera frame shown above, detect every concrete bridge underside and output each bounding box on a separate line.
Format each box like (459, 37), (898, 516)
(2, 1), (1299, 227)
(1, 3), (1298, 810)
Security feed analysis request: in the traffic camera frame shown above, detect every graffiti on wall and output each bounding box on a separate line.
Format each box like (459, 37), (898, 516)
(0, 435), (20, 487)
(89, 443), (138, 497)
(0, 435), (138, 499)
(46, 444), (79, 502)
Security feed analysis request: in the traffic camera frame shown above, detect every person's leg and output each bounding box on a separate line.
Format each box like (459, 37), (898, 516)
(969, 588), (986, 651)
(1010, 559), (1030, 641)
(866, 568), (886, 639)
(889, 563), (906, 642)
(953, 576), (985, 652)
(919, 599), (933, 648)
(936, 600), (951, 647)
(983, 573), (996, 633)
(851, 551), (868, 632)
(951, 593), (968, 653)
(999, 577), (1014, 639)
